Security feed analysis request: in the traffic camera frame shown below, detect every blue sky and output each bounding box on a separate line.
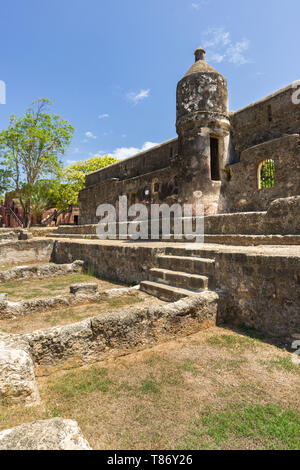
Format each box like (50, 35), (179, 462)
(0, 0), (299, 165)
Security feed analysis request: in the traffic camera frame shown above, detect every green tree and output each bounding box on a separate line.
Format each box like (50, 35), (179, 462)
(30, 179), (59, 224)
(55, 155), (118, 209)
(0, 98), (74, 227)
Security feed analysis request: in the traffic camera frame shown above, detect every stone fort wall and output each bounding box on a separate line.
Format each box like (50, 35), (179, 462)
(79, 81), (300, 222)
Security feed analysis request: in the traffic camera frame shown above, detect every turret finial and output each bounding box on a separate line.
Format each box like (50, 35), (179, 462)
(194, 47), (206, 62)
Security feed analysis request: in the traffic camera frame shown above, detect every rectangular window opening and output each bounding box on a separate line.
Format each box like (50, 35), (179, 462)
(210, 137), (221, 181)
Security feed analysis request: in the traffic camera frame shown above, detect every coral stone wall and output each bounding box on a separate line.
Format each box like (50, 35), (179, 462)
(230, 84), (300, 158)
(222, 134), (300, 212)
(0, 239), (55, 266)
(216, 252), (300, 339)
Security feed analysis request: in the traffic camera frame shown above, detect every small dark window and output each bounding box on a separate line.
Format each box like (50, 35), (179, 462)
(258, 159), (275, 189)
(130, 193), (137, 205)
(267, 105), (273, 122)
(210, 138), (220, 181)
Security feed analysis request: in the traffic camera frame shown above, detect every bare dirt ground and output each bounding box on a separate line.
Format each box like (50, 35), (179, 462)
(1, 326), (299, 450)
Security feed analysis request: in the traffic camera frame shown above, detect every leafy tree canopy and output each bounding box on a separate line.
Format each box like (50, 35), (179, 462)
(0, 98), (74, 226)
(55, 155), (118, 209)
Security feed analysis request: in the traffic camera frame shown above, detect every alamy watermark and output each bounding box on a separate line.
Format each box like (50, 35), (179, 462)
(292, 80), (300, 105)
(96, 196), (204, 245)
(0, 80), (6, 104)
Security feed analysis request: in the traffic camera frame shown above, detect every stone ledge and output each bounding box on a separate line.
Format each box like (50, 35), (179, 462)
(0, 418), (91, 450)
(0, 333), (40, 406)
(0, 259), (84, 283)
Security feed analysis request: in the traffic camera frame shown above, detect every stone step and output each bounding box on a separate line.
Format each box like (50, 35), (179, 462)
(204, 234), (300, 246)
(164, 247), (218, 259)
(150, 268), (210, 290)
(46, 232), (300, 246)
(157, 255), (215, 276)
(140, 280), (200, 302)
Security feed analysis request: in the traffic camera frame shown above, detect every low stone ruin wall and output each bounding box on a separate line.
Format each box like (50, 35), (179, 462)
(0, 283), (140, 319)
(23, 291), (218, 372)
(0, 231), (19, 244)
(0, 418), (91, 450)
(0, 228), (33, 245)
(0, 333), (40, 406)
(0, 260), (83, 283)
(0, 239), (55, 267)
(0, 290), (218, 405)
(215, 252), (300, 339)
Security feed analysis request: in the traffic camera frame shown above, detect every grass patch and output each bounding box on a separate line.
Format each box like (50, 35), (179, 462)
(106, 296), (143, 309)
(179, 404), (300, 450)
(0, 327), (299, 450)
(182, 361), (199, 376)
(139, 379), (161, 395)
(261, 356), (300, 376)
(48, 367), (112, 399)
(206, 334), (258, 352)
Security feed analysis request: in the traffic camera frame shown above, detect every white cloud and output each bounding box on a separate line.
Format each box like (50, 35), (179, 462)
(98, 113), (109, 119)
(202, 27), (251, 66)
(192, 0), (210, 9)
(126, 89), (150, 105)
(85, 131), (97, 139)
(227, 39), (250, 65)
(94, 141), (159, 160)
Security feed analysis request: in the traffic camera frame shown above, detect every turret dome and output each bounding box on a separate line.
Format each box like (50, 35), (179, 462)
(176, 47), (230, 134)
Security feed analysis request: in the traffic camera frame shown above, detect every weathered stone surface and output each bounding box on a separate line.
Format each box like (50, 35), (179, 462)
(0, 283), (140, 319)
(70, 282), (98, 295)
(104, 285), (140, 298)
(0, 239), (54, 267)
(0, 333), (40, 406)
(0, 418), (91, 450)
(52, 239), (163, 284)
(223, 134), (300, 213)
(265, 196), (300, 235)
(22, 291), (218, 369)
(215, 251), (300, 338)
(0, 231), (18, 244)
(0, 259), (84, 283)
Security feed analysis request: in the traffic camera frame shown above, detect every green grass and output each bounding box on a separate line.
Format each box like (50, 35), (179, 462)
(206, 334), (258, 352)
(47, 366), (112, 399)
(182, 361), (199, 376)
(0, 273), (100, 299)
(262, 356), (300, 376)
(139, 379), (161, 395)
(179, 404), (300, 450)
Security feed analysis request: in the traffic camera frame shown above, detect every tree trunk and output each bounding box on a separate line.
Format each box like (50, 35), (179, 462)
(24, 200), (31, 228)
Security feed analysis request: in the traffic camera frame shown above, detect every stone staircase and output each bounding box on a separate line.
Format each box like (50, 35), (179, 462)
(140, 247), (216, 301)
